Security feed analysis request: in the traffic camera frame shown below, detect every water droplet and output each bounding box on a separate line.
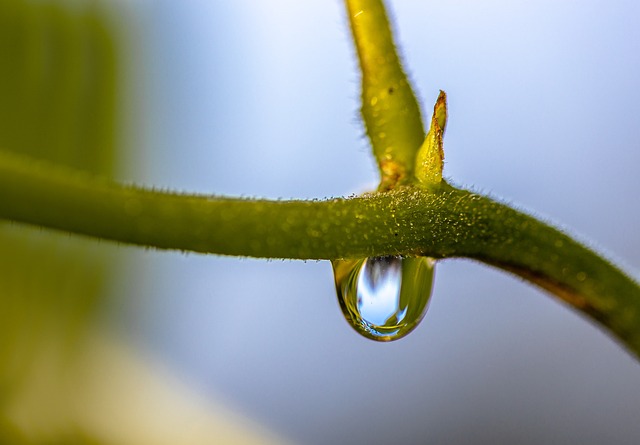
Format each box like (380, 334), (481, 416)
(331, 256), (435, 341)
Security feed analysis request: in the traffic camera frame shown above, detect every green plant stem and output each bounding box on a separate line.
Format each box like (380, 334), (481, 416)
(1, 150), (639, 355)
(346, 0), (425, 188)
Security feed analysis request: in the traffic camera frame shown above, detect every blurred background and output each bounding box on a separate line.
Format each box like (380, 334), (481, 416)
(2, 0), (640, 444)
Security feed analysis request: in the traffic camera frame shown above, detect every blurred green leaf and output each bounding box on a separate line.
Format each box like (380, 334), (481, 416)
(0, 0), (120, 441)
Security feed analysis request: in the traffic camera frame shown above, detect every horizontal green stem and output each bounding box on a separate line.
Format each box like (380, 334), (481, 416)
(1, 150), (639, 356)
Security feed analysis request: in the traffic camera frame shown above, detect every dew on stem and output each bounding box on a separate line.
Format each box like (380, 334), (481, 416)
(332, 256), (434, 341)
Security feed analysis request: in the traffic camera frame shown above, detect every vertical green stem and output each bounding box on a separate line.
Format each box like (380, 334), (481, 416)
(345, 0), (425, 189)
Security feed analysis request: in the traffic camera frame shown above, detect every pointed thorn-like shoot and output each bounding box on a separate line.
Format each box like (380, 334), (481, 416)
(433, 90), (447, 135)
(415, 91), (447, 185)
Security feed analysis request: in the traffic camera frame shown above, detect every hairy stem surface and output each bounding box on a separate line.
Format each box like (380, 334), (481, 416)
(1, 150), (639, 356)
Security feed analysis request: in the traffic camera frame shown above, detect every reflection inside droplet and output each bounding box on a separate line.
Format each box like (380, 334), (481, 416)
(332, 255), (435, 341)
(356, 256), (402, 326)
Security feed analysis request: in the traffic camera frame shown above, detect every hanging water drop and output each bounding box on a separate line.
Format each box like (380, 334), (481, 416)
(331, 256), (435, 341)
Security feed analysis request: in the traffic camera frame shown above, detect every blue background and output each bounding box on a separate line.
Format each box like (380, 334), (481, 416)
(111, 1), (640, 443)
